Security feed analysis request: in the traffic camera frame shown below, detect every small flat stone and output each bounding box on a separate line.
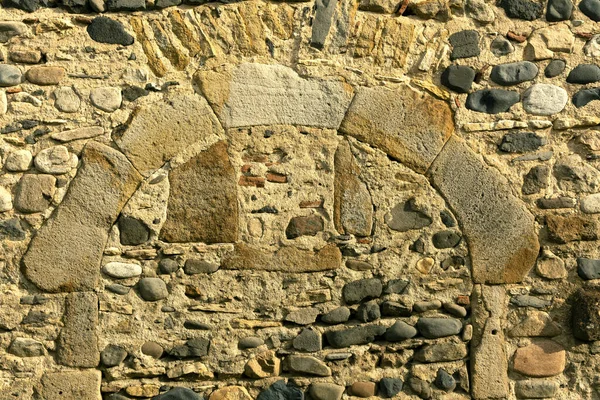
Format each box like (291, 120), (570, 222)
(239, 336), (264, 349)
(5, 149), (32, 172)
(87, 17), (134, 46)
(384, 320), (418, 341)
(432, 230), (461, 248)
(581, 193), (600, 213)
(545, 59), (566, 77)
(414, 342), (468, 362)
(510, 295), (551, 308)
(416, 317), (462, 339)
(342, 278), (382, 304)
(34, 145), (75, 174)
(293, 328), (322, 352)
(138, 278), (168, 301)
(383, 279), (409, 294)
(499, 132), (546, 153)
(14, 174), (55, 213)
(8, 338), (45, 357)
(184, 259), (219, 274)
(385, 199), (432, 232)
(141, 341), (163, 358)
(106, 284), (130, 295)
(414, 300), (442, 312)
(256, 380), (302, 400)
(51, 127), (104, 142)
(522, 84), (568, 115)
(356, 301), (381, 322)
(103, 262), (142, 279)
(325, 324), (386, 348)
(580, 0), (600, 21)
(350, 382), (376, 398)
(285, 355), (331, 376)
(159, 259), (179, 274)
(101, 345), (128, 367)
(244, 350), (281, 378)
(500, 0), (543, 19)
(285, 308), (319, 325)
(321, 307), (351, 324)
(515, 380), (559, 398)
(491, 35), (515, 56)
(573, 87), (600, 108)
(443, 302), (467, 317)
(522, 165), (550, 195)
(285, 215), (324, 239)
(566, 64), (600, 84)
(466, 89), (520, 114)
(449, 30), (480, 60)
(537, 196), (576, 209)
(572, 288), (600, 341)
(490, 61), (538, 86)
(9, 49), (42, 64)
(0, 65), (22, 87)
(441, 65), (476, 93)
(26, 67), (64, 86)
(547, 0), (573, 20)
(309, 383), (344, 400)
(512, 339), (565, 377)
(378, 378), (403, 398)
(381, 301), (412, 317)
(90, 87), (122, 112)
(153, 387), (201, 400)
(53, 87), (81, 113)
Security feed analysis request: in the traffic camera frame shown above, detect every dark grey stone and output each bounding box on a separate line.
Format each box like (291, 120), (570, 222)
(567, 64), (600, 84)
(416, 318), (462, 339)
(522, 165), (550, 195)
(342, 278), (382, 305)
(449, 30), (480, 60)
(123, 86), (149, 102)
(441, 65), (476, 93)
(410, 237), (425, 253)
(499, 0), (543, 19)
(152, 387), (202, 400)
(466, 89), (520, 114)
(184, 259), (219, 274)
(499, 132), (546, 153)
(440, 256), (465, 270)
(293, 328), (322, 352)
(60, 0), (89, 12)
(547, 0), (573, 20)
(257, 380), (304, 400)
(356, 301), (381, 322)
(440, 210), (456, 227)
(545, 59), (566, 77)
(510, 295), (551, 308)
(578, 258), (600, 280)
(159, 259), (180, 274)
(580, 0), (600, 21)
(434, 369), (456, 392)
(383, 279), (409, 295)
(385, 199), (432, 232)
(183, 320), (211, 330)
(325, 324), (386, 348)
(409, 377), (432, 399)
(490, 35), (515, 56)
(381, 301), (412, 317)
(432, 230), (461, 248)
(536, 196), (575, 209)
(0, 218), (27, 241)
(105, 0), (145, 10)
(2, 0), (47, 12)
(573, 87), (600, 107)
(155, 0), (181, 7)
(384, 321), (418, 341)
(321, 307), (351, 324)
(87, 17), (135, 46)
(106, 283), (130, 295)
(311, 0), (337, 49)
(238, 336), (264, 349)
(138, 278), (168, 301)
(101, 345), (127, 367)
(169, 338), (210, 358)
(490, 61), (538, 85)
(118, 215), (150, 246)
(379, 378), (403, 398)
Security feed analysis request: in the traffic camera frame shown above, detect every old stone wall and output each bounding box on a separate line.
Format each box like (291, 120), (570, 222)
(0, 0), (599, 398)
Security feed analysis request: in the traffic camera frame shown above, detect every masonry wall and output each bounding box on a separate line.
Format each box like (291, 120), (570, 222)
(0, 0), (599, 398)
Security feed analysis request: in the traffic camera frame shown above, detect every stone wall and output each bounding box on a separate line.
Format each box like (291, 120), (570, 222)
(0, 0), (599, 398)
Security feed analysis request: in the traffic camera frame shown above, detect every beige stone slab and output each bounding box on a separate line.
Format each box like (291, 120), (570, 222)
(56, 292), (99, 367)
(38, 370), (102, 400)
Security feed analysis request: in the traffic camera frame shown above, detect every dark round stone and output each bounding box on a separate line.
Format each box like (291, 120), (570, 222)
(432, 231), (461, 248)
(466, 89), (520, 114)
(434, 369), (456, 392)
(580, 0), (600, 21)
(3, 0), (47, 12)
(440, 210), (456, 227)
(573, 88), (600, 107)
(384, 320), (418, 341)
(257, 380), (304, 400)
(184, 259), (219, 275)
(547, 0), (573, 20)
(499, 0), (543, 20)
(87, 17), (135, 46)
(545, 59), (566, 77)
(356, 301), (381, 322)
(577, 258), (600, 280)
(566, 64), (600, 84)
(441, 65), (476, 93)
(159, 258), (180, 274)
(152, 387), (202, 400)
(379, 378), (403, 398)
(490, 61), (538, 86)
(118, 215), (150, 246)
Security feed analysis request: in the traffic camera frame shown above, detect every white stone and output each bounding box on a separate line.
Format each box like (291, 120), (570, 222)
(90, 87), (122, 112)
(102, 262), (142, 278)
(51, 127), (104, 142)
(0, 186), (12, 212)
(581, 193), (600, 213)
(584, 35), (600, 57)
(522, 84), (568, 116)
(5, 149), (32, 171)
(54, 87), (81, 113)
(34, 146), (77, 174)
(0, 90), (6, 115)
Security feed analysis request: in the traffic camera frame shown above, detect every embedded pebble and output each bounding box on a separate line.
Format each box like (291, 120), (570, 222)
(101, 345), (127, 367)
(90, 87), (122, 112)
(34, 146), (76, 174)
(582, 193), (600, 213)
(432, 230), (461, 248)
(510, 295), (551, 308)
(499, 0), (543, 19)
(239, 336), (264, 349)
(349, 382), (376, 398)
(342, 278), (382, 304)
(522, 84), (568, 115)
(416, 317), (462, 339)
(499, 132), (546, 153)
(566, 64), (600, 84)
(449, 30), (480, 60)
(309, 383), (344, 400)
(158, 259), (179, 274)
(87, 17), (134, 46)
(356, 300), (381, 322)
(184, 259), (219, 274)
(53, 87), (81, 113)
(580, 0), (600, 21)
(573, 88), (600, 107)
(106, 284), (130, 295)
(443, 302), (467, 317)
(545, 59), (566, 77)
(102, 262), (142, 279)
(5, 149), (32, 172)
(384, 321), (418, 341)
(292, 328), (322, 352)
(512, 340), (566, 377)
(285, 307), (319, 325)
(138, 278), (168, 301)
(536, 250), (567, 279)
(491, 35), (515, 56)
(490, 61), (538, 86)
(547, 0), (573, 20)
(321, 307), (351, 324)
(378, 378), (403, 398)
(0, 65), (22, 87)
(0, 22), (28, 43)
(577, 258), (600, 280)
(515, 380), (559, 398)
(435, 369), (456, 392)
(466, 89), (520, 114)
(441, 65), (476, 93)
(414, 300), (442, 312)
(25, 66), (65, 85)
(141, 341), (163, 358)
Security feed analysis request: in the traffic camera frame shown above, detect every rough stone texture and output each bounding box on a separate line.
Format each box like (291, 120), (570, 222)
(114, 92), (223, 177)
(512, 340), (566, 377)
(427, 136), (539, 283)
(23, 142), (142, 292)
(196, 63), (353, 129)
(38, 370), (102, 400)
(339, 85), (454, 174)
(56, 292), (99, 367)
(160, 141), (238, 244)
(14, 174), (55, 213)
(572, 288), (600, 341)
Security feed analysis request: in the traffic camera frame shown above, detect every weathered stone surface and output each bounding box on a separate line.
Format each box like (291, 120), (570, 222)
(285, 355), (331, 376)
(536, 250), (566, 279)
(244, 350), (281, 378)
(286, 215), (324, 239)
(210, 386), (252, 400)
(160, 141), (238, 244)
(138, 278), (168, 301)
(118, 215), (150, 246)
(90, 87), (122, 112)
(257, 380), (303, 400)
(115, 93), (223, 177)
(0, 22), (28, 43)
(378, 378), (403, 398)
(38, 370), (102, 400)
(573, 88), (600, 108)
(512, 340), (565, 377)
(23, 142), (142, 292)
(572, 288), (600, 341)
(339, 85), (454, 174)
(5, 149), (32, 171)
(184, 259), (219, 275)
(222, 243), (341, 272)
(87, 17), (134, 45)
(309, 383), (344, 400)
(321, 307), (351, 324)
(441, 65), (476, 93)
(293, 328), (322, 352)
(333, 140), (373, 237)
(285, 308), (319, 325)
(196, 63), (353, 129)
(0, 65), (21, 87)
(8, 337), (45, 357)
(311, 0), (337, 48)
(56, 292), (99, 367)
(142, 341), (164, 358)
(545, 59), (566, 77)
(34, 145), (76, 174)
(546, 214), (598, 243)
(53, 87), (81, 113)
(101, 344), (128, 367)
(349, 382), (376, 398)
(342, 278), (382, 304)
(449, 30), (480, 60)
(385, 199), (432, 232)
(325, 324), (386, 348)
(169, 338), (210, 358)
(499, 132), (546, 153)
(25, 66), (64, 86)
(522, 84), (568, 115)
(500, 0), (543, 19)
(427, 136), (539, 284)
(14, 174), (55, 213)
(515, 380), (559, 399)
(384, 321), (418, 341)
(491, 35), (515, 56)
(414, 342), (468, 362)
(509, 311), (562, 337)
(522, 165), (550, 195)
(416, 317), (462, 338)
